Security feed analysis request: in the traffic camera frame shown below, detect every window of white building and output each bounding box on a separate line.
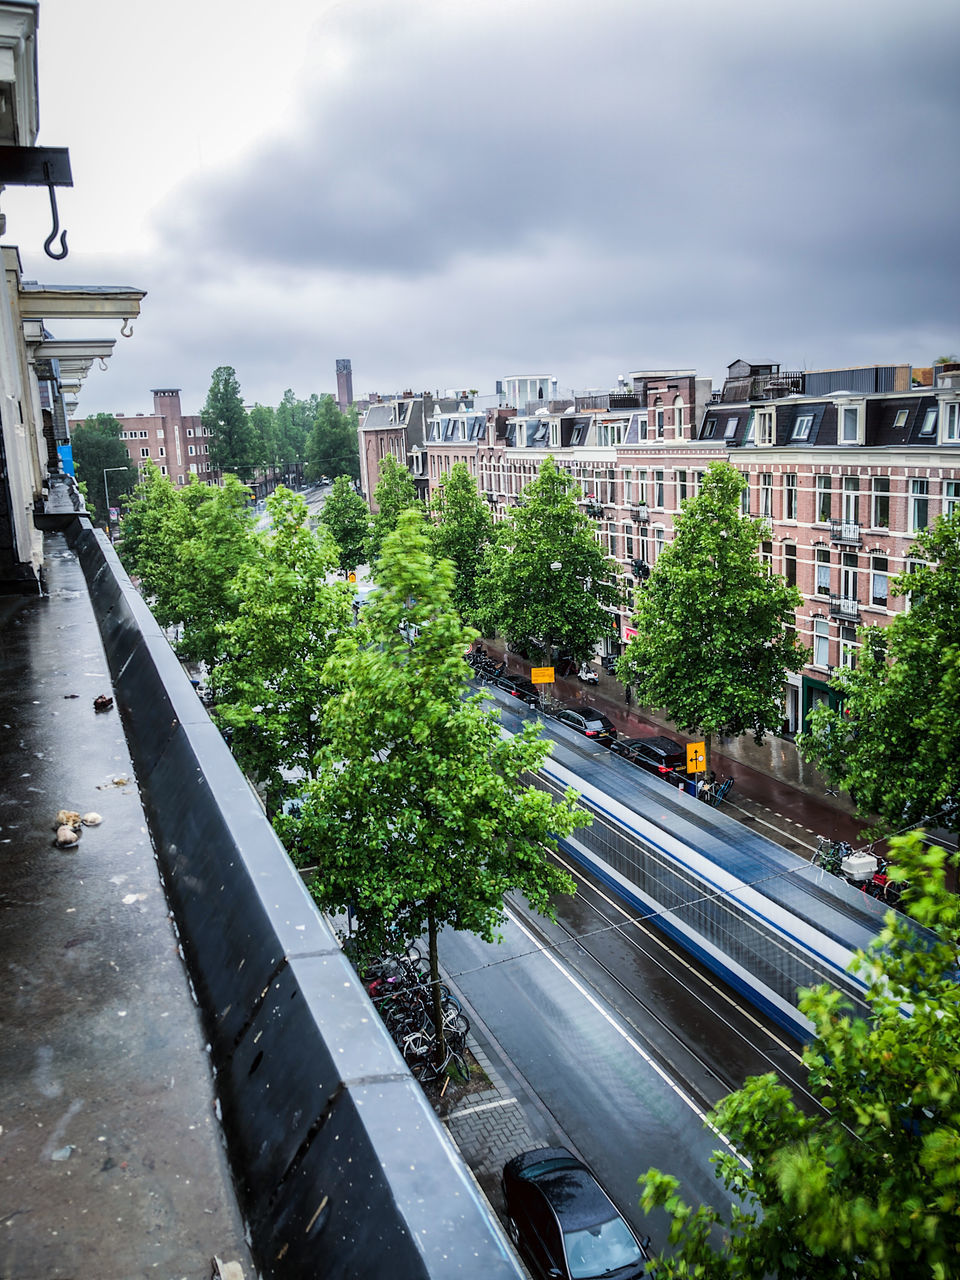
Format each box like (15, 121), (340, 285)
(783, 473), (798, 521)
(919, 407), (938, 437)
(911, 478), (929, 531)
(816, 549), (831, 596)
(839, 405), (861, 444)
(813, 618), (830, 668)
(871, 557), (888, 607)
(760, 473), (773, 518)
(756, 410), (774, 446)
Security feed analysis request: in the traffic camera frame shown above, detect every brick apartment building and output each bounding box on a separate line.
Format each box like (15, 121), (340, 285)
(407, 360), (960, 734)
(69, 388), (217, 488)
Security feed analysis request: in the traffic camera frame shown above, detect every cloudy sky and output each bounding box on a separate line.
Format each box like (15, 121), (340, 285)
(5, 0), (958, 416)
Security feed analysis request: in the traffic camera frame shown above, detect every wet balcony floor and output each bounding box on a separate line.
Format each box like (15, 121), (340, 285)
(0, 535), (251, 1278)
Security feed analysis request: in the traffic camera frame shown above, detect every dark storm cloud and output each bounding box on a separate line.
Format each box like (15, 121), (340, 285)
(163, 0), (960, 297)
(68, 0), (959, 417)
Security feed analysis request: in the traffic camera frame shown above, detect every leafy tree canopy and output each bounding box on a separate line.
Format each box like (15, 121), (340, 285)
(305, 395), (360, 483)
(71, 412), (136, 527)
(365, 454), (421, 565)
(119, 467), (256, 668)
(118, 461), (185, 613)
(800, 512), (960, 835)
(172, 474), (258, 668)
(318, 474), (370, 576)
(274, 388), (313, 476)
(201, 365), (258, 480)
(248, 403), (278, 471)
(476, 455), (622, 662)
(283, 508), (585, 1051)
(212, 486), (355, 814)
(639, 831), (960, 1280)
(617, 460), (805, 771)
(429, 461), (493, 624)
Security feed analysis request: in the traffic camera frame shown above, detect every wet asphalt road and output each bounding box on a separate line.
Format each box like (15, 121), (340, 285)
(439, 847), (817, 1246)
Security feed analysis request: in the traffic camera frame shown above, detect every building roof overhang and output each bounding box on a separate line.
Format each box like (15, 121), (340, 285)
(16, 281), (146, 324)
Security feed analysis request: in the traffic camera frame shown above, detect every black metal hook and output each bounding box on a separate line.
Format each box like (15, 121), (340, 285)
(42, 161), (68, 260)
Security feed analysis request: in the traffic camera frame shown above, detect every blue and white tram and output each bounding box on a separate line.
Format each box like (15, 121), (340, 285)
(489, 692), (913, 1042)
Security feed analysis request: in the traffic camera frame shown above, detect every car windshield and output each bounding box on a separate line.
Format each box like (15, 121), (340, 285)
(563, 1216), (642, 1278)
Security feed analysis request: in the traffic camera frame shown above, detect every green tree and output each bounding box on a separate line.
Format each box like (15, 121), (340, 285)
(639, 831), (960, 1280)
(305, 395), (360, 482)
(617, 460), (805, 775)
(476, 455), (622, 663)
(212, 487), (355, 814)
(365, 454), (420, 565)
(248, 403), (278, 472)
(318, 474), (370, 576)
(275, 389), (312, 484)
(286, 509), (585, 1058)
(172, 474), (258, 668)
(118, 461), (185, 617)
(800, 513), (960, 835)
(429, 461), (493, 623)
(70, 412), (136, 527)
(201, 366), (258, 480)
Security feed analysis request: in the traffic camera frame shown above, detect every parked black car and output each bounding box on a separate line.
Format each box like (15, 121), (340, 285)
(612, 734), (686, 776)
(550, 705), (618, 745)
(493, 673), (542, 707)
(502, 1147), (651, 1280)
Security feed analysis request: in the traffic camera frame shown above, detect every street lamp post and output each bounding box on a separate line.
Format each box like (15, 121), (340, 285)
(103, 466), (129, 543)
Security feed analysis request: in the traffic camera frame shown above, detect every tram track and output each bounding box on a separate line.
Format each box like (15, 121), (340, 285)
(504, 848), (827, 1118)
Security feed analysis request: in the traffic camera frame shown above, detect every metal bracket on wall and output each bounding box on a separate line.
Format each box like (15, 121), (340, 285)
(0, 146), (73, 261)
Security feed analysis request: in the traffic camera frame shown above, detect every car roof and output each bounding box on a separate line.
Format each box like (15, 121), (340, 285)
(508, 1149), (617, 1231)
(635, 735), (683, 753)
(561, 706), (612, 723)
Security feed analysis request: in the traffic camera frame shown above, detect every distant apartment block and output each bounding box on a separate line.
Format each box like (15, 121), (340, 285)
(409, 359), (960, 733)
(69, 389), (217, 488)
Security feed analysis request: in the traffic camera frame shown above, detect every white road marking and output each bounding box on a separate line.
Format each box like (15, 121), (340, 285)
(505, 907), (747, 1165)
(448, 1097), (518, 1119)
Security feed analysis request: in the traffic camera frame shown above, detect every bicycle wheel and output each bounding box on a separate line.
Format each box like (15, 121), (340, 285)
(401, 1028), (432, 1060)
(442, 1010), (470, 1039)
(885, 881), (906, 909)
(409, 1055), (436, 1085)
(441, 1046), (469, 1083)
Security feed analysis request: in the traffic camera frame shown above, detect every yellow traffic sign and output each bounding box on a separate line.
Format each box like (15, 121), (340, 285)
(530, 666), (555, 684)
(687, 741), (707, 774)
(348, 572), (356, 583)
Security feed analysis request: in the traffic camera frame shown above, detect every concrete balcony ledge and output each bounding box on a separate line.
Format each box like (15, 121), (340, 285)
(0, 520), (521, 1280)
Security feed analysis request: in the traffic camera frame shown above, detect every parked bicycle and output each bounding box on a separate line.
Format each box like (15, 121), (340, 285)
(813, 836), (851, 877)
(811, 839), (909, 911)
(697, 775), (733, 807)
(358, 946), (471, 1084)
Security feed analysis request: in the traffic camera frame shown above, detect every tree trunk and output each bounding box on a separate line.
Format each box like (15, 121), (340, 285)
(427, 905), (446, 1063)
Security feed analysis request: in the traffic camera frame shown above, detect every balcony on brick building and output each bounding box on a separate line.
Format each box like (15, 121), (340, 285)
(829, 518), (862, 546)
(829, 593), (861, 622)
